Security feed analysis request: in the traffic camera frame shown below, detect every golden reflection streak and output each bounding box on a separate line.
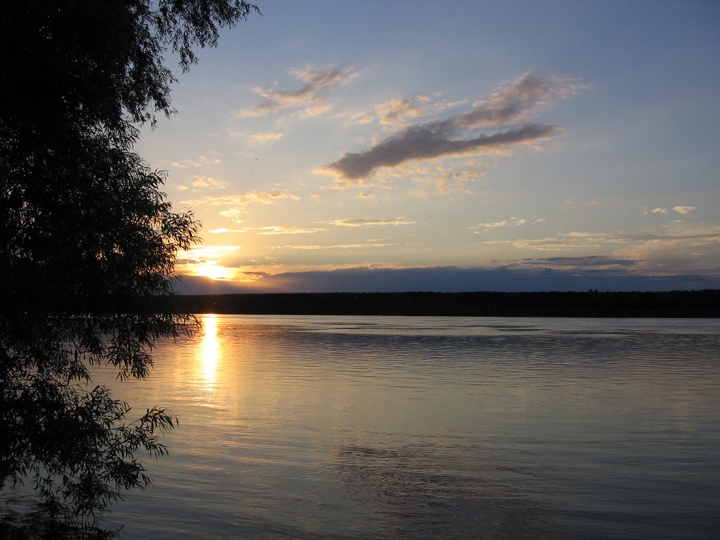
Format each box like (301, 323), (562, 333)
(200, 314), (221, 387)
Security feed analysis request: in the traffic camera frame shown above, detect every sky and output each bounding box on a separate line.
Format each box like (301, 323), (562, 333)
(137, 0), (720, 293)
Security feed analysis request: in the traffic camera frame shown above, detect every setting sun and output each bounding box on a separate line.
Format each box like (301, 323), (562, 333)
(193, 263), (236, 281)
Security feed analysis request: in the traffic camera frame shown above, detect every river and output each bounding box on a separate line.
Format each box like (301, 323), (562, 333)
(93, 315), (720, 539)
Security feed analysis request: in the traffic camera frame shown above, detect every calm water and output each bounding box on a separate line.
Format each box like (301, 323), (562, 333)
(91, 315), (720, 539)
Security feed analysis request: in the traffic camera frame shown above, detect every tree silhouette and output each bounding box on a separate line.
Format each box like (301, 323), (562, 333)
(0, 0), (258, 534)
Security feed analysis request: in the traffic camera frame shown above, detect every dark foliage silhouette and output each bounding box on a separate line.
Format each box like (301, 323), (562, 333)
(0, 0), (258, 535)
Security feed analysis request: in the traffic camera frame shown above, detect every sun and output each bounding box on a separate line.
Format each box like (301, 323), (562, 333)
(193, 263), (235, 281)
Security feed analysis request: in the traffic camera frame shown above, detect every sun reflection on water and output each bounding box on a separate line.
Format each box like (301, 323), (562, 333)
(200, 314), (221, 387)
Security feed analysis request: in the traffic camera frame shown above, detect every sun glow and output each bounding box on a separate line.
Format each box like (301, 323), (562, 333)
(176, 246), (241, 282)
(194, 263), (236, 281)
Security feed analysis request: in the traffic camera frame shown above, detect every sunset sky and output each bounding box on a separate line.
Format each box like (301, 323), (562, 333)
(137, 0), (720, 293)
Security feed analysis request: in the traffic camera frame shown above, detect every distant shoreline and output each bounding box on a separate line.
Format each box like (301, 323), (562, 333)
(177, 290), (720, 318)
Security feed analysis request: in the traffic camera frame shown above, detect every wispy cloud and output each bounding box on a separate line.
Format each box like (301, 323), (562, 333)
(480, 231), (652, 252)
(479, 225), (720, 275)
(430, 167), (487, 194)
(192, 176), (226, 189)
(170, 154), (222, 168)
(201, 226), (326, 236)
(272, 241), (398, 250)
(181, 191), (299, 222)
(323, 217), (416, 227)
(650, 206), (697, 215)
(236, 66), (355, 118)
(254, 226), (325, 235)
(208, 227), (248, 234)
(176, 245), (241, 265)
(481, 234), (610, 251)
(375, 96), (430, 126)
(400, 161), (492, 195)
(613, 223), (720, 271)
(249, 131), (284, 143)
(512, 256), (639, 269)
(469, 217), (528, 232)
(320, 72), (582, 184)
(345, 95), (467, 127)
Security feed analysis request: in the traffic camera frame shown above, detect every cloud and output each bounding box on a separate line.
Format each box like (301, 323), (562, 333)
(209, 225), (317, 235)
(323, 218), (416, 227)
(249, 131), (284, 143)
(236, 66), (355, 117)
(192, 176), (226, 189)
(208, 227), (247, 233)
(375, 96), (430, 126)
(449, 72), (579, 129)
(218, 208), (246, 223)
(343, 95), (467, 127)
(180, 245), (241, 257)
(612, 224), (720, 271)
(272, 241), (398, 250)
(429, 167), (487, 194)
(399, 161), (492, 195)
(650, 206), (696, 215)
(301, 103), (333, 118)
(347, 111), (374, 125)
(513, 256), (639, 268)
(176, 245), (241, 267)
(323, 124), (558, 183)
(171, 154), (221, 168)
(253, 226), (324, 235)
(175, 257), (206, 266)
(477, 225), (720, 276)
(181, 191), (299, 221)
(321, 72), (581, 183)
(481, 235), (608, 251)
(469, 217), (528, 232)
(480, 231), (641, 251)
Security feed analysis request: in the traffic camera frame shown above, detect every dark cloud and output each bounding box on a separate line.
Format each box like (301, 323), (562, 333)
(174, 275), (247, 295)
(175, 258), (206, 265)
(518, 256), (640, 268)
(323, 72), (580, 182)
(175, 266), (720, 295)
(433, 72), (576, 132)
(327, 124), (556, 181)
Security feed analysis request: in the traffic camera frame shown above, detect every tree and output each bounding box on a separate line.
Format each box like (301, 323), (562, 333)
(0, 0), (258, 534)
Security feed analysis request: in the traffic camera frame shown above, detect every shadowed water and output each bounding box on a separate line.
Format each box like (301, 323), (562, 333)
(88, 316), (720, 539)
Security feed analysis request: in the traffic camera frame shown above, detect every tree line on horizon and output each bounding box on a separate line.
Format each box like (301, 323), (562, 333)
(177, 290), (720, 317)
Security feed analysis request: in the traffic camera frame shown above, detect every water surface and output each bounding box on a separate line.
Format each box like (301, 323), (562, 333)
(94, 316), (720, 539)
